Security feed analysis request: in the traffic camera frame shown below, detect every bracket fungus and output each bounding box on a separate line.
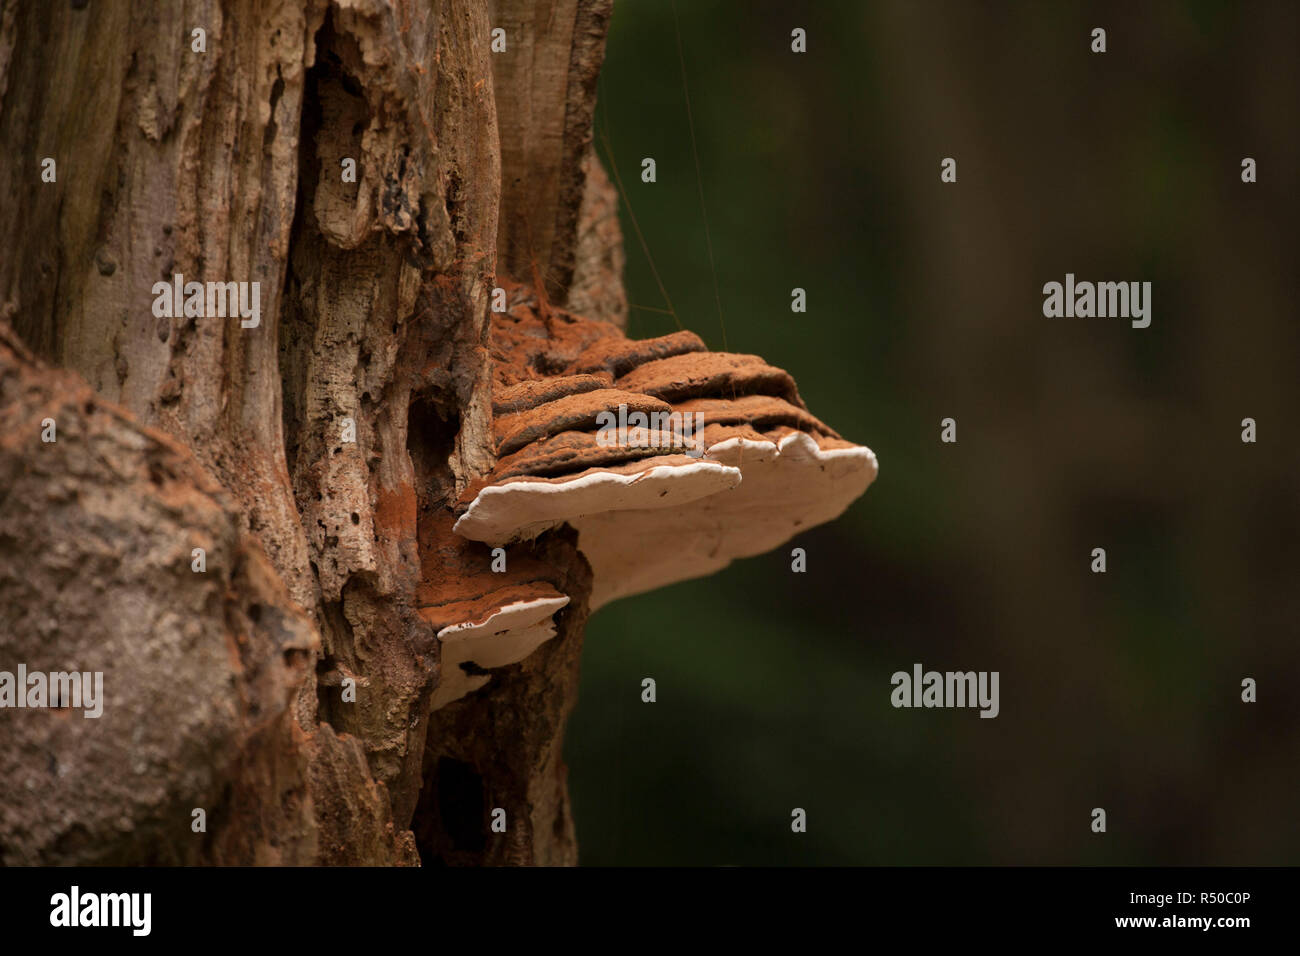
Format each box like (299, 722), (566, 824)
(449, 280), (878, 622)
(417, 510), (584, 709)
(417, 283), (876, 709)
(429, 592), (570, 709)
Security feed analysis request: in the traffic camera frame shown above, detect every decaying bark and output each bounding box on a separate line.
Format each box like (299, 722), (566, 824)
(0, 0), (873, 866)
(1, 0), (617, 865)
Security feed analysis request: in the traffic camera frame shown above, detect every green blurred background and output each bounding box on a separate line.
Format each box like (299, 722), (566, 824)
(563, 0), (1300, 864)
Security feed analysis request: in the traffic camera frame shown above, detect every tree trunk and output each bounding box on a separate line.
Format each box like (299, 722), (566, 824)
(1, 0), (876, 867)
(1, 0), (618, 866)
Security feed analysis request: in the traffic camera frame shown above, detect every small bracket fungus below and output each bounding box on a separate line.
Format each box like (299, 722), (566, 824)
(430, 594), (570, 709)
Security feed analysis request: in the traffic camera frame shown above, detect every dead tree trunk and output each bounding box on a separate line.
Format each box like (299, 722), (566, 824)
(1, 0), (619, 866)
(1, 0), (877, 867)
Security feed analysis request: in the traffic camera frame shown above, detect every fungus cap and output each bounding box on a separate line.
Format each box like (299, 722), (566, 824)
(440, 293), (879, 690)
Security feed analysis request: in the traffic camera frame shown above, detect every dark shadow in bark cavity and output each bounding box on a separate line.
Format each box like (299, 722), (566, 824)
(407, 396), (459, 510)
(279, 11), (369, 469)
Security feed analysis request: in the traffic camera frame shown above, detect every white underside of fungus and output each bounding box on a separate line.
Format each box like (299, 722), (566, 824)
(575, 431), (876, 608)
(452, 456), (742, 543)
(430, 595), (570, 709)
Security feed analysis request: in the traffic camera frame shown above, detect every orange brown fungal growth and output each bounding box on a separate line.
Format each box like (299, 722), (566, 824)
(416, 509), (579, 710)
(493, 388), (672, 456)
(451, 286), (879, 612)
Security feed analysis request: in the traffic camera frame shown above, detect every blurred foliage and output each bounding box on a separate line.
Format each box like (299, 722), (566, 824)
(564, 0), (1299, 865)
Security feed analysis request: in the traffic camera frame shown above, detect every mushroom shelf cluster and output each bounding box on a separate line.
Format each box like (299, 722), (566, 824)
(423, 282), (879, 707)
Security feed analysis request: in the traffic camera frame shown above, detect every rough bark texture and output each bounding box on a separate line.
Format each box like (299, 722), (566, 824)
(0, 0), (616, 865)
(0, 0), (871, 866)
